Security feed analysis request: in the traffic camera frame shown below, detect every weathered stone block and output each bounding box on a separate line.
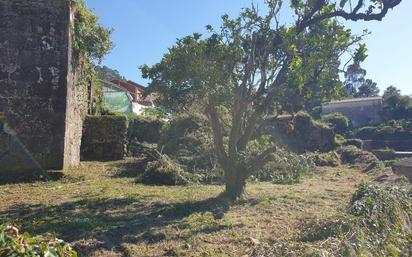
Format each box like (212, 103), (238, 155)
(0, 0), (86, 177)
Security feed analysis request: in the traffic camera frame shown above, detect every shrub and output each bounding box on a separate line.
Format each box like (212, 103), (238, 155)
(293, 111), (313, 132)
(355, 126), (378, 140)
(137, 155), (188, 186)
(338, 146), (380, 169)
(343, 138), (363, 149)
(128, 117), (164, 144)
(158, 113), (217, 173)
(140, 107), (169, 120)
(308, 151), (341, 167)
(371, 148), (396, 161)
(292, 112), (336, 152)
(309, 106), (322, 119)
(254, 149), (315, 184)
(0, 224), (77, 257)
(298, 184), (412, 257)
(321, 112), (350, 134)
(346, 184), (412, 255)
(335, 134), (346, 145)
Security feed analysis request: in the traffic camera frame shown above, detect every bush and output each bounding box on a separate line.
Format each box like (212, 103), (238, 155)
(159, 113), (217, 173)
(298, 184), (412, 257)
(254, 149), (315, 184)
(140, 107), (169, 120)
(309, 106), (322, 119)
(346, 184), (412, 255)
(338, 146), (380, 169)
(308, 151), (341, 167)
(343, 138), (363, 149)
(355, 126), (378, 140)
(137, 155), (188, 186)
(335, 134), (346, 145)
(0, 224), (77, 257)
(292, 112), (336, 153)
(321, 112), (350, 134)
(372, 148), (396, 161)
(128, 117), (164, 144)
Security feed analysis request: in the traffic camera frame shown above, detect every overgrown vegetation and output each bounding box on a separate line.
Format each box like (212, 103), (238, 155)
(71, 0), (113, 114)
(253, 184), (412, 256)
(338, 145), (381, 172)
(137, 152), (189, 186)
(321, 112), (350, 135)
(142, 0), (400, 199)
(0, 225), (77, 257)
(158, 113), (217, 174)
(356, 119), (412, 140)
(308, 151), (341, 167)
(292, 112), (336, 152)
(254, 149), (315, 184)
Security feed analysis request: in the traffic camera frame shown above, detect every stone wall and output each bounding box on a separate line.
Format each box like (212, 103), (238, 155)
(0, 0), (85, 176)
(81, 116), (127, 161)
(322, 97), (383, 128)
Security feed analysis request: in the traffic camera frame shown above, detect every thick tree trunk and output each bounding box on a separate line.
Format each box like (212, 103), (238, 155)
(223, 164), (247, 200)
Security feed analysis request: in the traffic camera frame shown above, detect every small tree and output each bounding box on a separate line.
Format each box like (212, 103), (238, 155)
(142, 0), (401, 199)
(356, 78), (380, 97)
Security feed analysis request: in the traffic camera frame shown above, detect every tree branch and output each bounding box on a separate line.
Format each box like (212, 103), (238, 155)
(297, 0), (402, 32)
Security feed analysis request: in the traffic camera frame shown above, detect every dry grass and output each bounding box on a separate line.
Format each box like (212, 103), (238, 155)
(0, 158), (371, 257)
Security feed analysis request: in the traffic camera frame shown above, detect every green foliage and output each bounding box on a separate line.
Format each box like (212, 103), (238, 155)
(140, 0), (400, 198)
(128, 116), (164, 144)
(292, 112), (337, 152)
(356, 79), (380, 97)
(322, 112), (350, 134)
(382, 86), (412, 119)
(70, 0), (113, 114)
(72, 1), (113, 62)
(346, 184), (412, 255)
(137, 157), (188, 186)
(95, 65), (125, 81)
(140, 107), (169, 120)
(355, 126), (378, 139)
(254, 149), (315, 184)
(355, 120), (412, 140)
(0, 224), (77, 257)
(301, 184), (412, 256)
(343, 138), (363, 149)
(338, 146), (379, 168)
(159, 112), (217, 173)
(308, 151), (341, 167)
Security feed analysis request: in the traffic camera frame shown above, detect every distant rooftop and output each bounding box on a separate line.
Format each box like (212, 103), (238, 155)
(324, 96), (383, 106)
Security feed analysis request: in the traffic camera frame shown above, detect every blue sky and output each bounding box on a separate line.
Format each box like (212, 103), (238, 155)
(86, 0), (412, 95)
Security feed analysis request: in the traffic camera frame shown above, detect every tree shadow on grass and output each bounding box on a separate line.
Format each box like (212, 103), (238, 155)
(0, 170), (64, 185)
(0, 193), (237, 255)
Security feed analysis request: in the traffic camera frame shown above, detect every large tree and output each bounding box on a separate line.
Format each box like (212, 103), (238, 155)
(142, 0), (401, 199)
(343, 43), (380, 97)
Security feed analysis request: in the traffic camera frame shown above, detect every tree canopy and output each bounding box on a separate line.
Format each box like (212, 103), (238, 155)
(142, 0), (401, 199)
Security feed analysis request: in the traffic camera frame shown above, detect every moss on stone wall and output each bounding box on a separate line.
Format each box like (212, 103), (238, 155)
(81, 115), (127, 161)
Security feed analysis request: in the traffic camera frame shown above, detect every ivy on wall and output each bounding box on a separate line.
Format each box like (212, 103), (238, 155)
(69, 0), (114, 114)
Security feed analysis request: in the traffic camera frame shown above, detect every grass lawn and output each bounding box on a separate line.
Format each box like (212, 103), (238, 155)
(0, 158), (371, 257)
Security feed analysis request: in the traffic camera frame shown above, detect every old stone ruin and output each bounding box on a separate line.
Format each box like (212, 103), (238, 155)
(0, 0), (87, 181)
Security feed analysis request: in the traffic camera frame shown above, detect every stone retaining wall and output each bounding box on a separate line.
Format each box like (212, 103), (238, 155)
(0, 0), (85, 177)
